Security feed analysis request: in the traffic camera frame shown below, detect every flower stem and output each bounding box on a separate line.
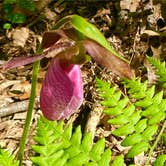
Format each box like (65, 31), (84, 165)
(17, 48), (41, 165)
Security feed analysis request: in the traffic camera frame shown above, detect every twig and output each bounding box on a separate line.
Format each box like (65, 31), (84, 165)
(84, 104), (103, 139)
(0, 99), (38, 118)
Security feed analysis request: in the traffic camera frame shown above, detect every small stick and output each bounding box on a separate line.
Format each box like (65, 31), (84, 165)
(84, 104), (104, 139)
(0, 99), (38, 118)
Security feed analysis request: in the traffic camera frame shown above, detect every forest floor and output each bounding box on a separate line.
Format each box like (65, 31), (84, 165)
(0, 0), (166, 165)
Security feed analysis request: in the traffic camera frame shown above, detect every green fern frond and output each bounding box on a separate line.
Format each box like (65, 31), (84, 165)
(111, 155), (124, 166)
(153, 154), (166, 166)
(96, 78), (166, 159)
(124, 78), (149, 99)
(0, 148), (19, 166)
(147, 56), (166, 88)
(31, 116), (112, 166)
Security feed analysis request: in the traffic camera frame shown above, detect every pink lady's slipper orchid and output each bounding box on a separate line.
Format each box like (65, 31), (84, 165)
(3, 41), (83, 120)
(3, 27), (133, 121)
(40, 58), (83, 120)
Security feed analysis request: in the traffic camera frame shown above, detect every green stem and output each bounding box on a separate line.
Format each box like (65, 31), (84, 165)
(17, 46), (41, 165)
(145, 119), (166, 166)
(18, 61), (40, 165)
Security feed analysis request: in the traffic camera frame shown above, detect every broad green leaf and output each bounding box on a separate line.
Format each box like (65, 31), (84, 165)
(3, 23), (11, 30)
(70, 15), (126, 61)
(53, 15), (133, 78)
(18, 0), (36, 12)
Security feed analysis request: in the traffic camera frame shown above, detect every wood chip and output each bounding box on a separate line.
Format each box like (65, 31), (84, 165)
(12, 27), (29, 47)
(120, 0), (140, 12)
(84, 105), (104, 139)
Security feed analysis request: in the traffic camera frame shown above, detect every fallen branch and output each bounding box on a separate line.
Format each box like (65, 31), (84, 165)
(84, 104), (104, 139)
(0, 98), (38, 118)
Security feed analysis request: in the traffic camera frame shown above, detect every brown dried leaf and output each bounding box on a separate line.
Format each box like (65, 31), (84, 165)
(143, 30), (160, 36)
(144, 59), (157, 85)
(12, 27), (29, 47)
(9, 81), (31, 100)
(0, 80), (21, 94)
(120, 0), (140, 12)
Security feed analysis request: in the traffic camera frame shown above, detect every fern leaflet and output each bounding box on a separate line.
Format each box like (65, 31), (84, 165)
(0, 148), (19, 166)
(31, 116), (112, 166)
(96, 78), (166, 160)
(147, 56), (166, 88)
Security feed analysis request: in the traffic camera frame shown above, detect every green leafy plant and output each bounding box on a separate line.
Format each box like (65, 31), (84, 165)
(96, 77), (166, 164)
(2, 0), (36, 26)
(0, 116), (127, 166)
(1, 14), (132, 165)
(31, 116), (112, 166)
(0, 148), (19, 166)
(147, 56), (166, 88)
(5, 13), (166, 165)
